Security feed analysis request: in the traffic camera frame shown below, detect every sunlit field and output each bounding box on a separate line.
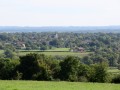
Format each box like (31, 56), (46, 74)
(17, 48), (91, 57)
(0, 81), (120, 90)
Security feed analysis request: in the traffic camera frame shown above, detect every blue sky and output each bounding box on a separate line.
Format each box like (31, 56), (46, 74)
(0, 0), (120, 26)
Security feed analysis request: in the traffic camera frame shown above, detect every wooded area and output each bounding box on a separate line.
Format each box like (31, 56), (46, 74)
(0, 32), (120, 83)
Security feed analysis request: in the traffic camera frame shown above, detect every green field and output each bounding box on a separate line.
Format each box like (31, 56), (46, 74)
(19, 48), (70, 52)
(0, 48), (91, 57)
(18, 48), (91, 57)
(0, 81), (119, 90)
(18, 51), (89, 57)
(0, 50), (4, 54)
(108, 69), (120, 73)
(108, 68), (120, 76)
(46, 48), (70, 51)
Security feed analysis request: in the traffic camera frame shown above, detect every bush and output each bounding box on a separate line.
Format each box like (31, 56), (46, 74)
(0, 58), (18, 80)
(89, 63), (109, 83)
(78, 76), (88, 82)
(111, 75), (120, 83)
(59, 56), (80, 81)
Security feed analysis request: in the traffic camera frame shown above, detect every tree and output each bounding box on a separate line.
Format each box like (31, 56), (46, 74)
(4, 49), (15, 59)
(82, 56), (93, 65)
(0, 58), (18, 80)
(18, 53), (42, 80)
(78, 64), (90, 82)
(59, 56), (80, 81)
(3, 44), (17, 59)
(18, 53), (52, 80)
(40, 45), (48, 51)
(89, 62), (109, 83)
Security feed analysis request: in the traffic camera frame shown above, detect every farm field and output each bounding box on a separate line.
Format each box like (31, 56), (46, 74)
(108, 68), (120, 76)
(0, 81), (120, 90)
(18, 51), (90, 57)
(0, 50), (4, 54)
(18, 48), (91, 57)
(0, 48), (91, 57)
(108, 69), (120, 73)
(19, 48), (70, 52)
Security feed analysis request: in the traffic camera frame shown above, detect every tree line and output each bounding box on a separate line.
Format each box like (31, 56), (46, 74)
(0, 32), (120, 67)
(0, 53), (119, 83)
(0, 32), (120, 52)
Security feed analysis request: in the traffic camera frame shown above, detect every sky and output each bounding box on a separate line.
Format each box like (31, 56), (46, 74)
(0, 0), (120, 26)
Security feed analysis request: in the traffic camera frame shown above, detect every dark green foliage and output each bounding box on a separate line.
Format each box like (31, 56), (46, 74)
(0, 58), (18, 79)
(111, 75), (120, 83)
(4, 49), (15, 59)
(78, 64), (90, 82)
(18, 53), (45, 80)
(118, 64), (120, 70)
(40, 45), (48, 50)
(0, 32), (120, 82)
(89, 63), (109, 83)
(82, 56), (93, 65)
(18, 53), (54, 80)
(0, 53), (116, 83)
(0, 32), (120, 66)
(59, 56), (80, 81)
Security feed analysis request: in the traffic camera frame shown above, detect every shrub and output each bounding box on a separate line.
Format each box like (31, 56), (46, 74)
(111, 75), (120, 83)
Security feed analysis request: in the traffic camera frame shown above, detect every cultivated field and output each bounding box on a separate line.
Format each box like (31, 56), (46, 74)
(0, 81), (120, 90)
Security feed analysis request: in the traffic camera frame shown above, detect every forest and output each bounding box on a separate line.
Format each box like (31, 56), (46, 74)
(0, 32), (120, 83)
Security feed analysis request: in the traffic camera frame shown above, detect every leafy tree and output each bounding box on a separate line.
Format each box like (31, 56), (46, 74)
(40, 45), (48, 51)
(78, 64), (90, 82)
(0, 58), (18, 80)
(82, 56), (93, 65)
(18, 53), (52, 80)
(4, 49), (15, 59)
(111, 75), (120, 83)
(89, 62), (109, 83)
(59, 56), (80, 81)
(18, 53), (42, 80)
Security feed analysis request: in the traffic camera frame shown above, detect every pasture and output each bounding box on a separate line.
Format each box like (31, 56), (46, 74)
(0, 48), (91, 57)
(108, 68), (120, 76)
(18, 48), (91, 57)
(18, 51), (89, 57)
(0, 81), (120, 90)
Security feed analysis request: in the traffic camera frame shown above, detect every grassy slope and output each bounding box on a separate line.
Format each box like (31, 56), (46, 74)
(0, 81), (119, 90)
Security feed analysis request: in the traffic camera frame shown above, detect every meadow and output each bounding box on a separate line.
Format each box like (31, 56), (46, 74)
(18, 51), (89, 57)
(18, 48), (90, 57)
(0, 81), (120, 90)
(0, 48), (91, 58)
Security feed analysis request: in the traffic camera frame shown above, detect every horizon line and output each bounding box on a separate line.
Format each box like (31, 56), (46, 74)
(0, 25), (120, 27)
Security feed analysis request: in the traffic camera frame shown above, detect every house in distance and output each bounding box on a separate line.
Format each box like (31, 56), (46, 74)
(70, 47), (85, 53)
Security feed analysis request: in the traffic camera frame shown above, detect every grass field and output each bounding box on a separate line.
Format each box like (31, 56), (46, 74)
(0, 81), (120, 90)
(0, 48), (91, 57)
(0, 50), (4, 54)
(19, 48), (70, 52)
(18, 48), (91, 57)
(18, 51), (90, 57)
(108, 68), (120, 76)
(108, 69), (120, 73)
(46, 48), (70, 51)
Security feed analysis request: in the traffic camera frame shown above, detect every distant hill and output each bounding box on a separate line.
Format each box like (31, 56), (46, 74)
(0, 26), (120, 33)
